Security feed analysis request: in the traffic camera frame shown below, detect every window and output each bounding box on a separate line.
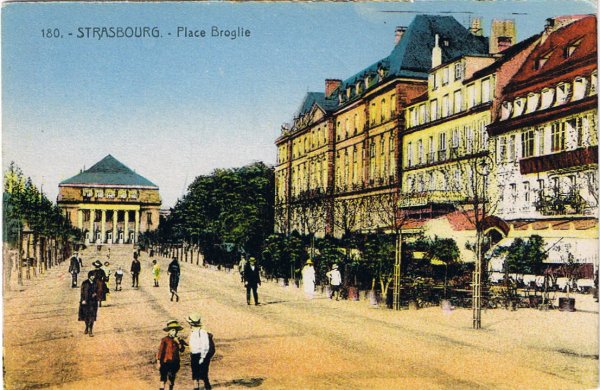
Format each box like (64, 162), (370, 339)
(432, 73), (439, 90)
(508, 134), (516, 161)
(370, 102), (377, 125)
(540, 88), (554, 109)
(430, 99), (438, 121)
(481, 78), (491, 103)
(568, 175), (577, 195)
(537, 179), (545, 200)
(442, 67), (449, 85)
(442, 94), (449, 117)
(345, 118), (349, 139)
(568, 117), (583, 147)
(391, 94), (397, 117)
(523, 182), (530, 203)
(419, 104), (427, 124)
(551, 121), (565, 152)
(439, 132), (447, 160)
(535, 51), (552, 70)
(410, 107), (417, 127)
(564, 38), (582, 58)
(467, 84), (476, 108)
(428, 136), (435, 163)
(521, 129), (535, 158)
(454, 90), (463, 113)
(106, 190), (115, 199)
(500, 101), (512, 120)
(407, 142), (413, 167)
(353, 147), (358, 184)
(95, 189), (104, 198)
(465, 126), (474, 154)
(336, 122), (341, 140)
(510, 183), (517, 199)
(556, 83), (571, 105)
(513, 98), (525, 117)
(380, 137), (385, 156)
(498, 136), (507, 163)
(536, 127), (545, 155)
(573, 77), (588, 100)
(526, 93), (539, 113)
(381, 99), (387, 122)
(147, 212), (153, 226)
(591, 72), (597, 95)
(417, 139), (423, 165)
(353, 114), (358, 135)
(454, 62), (463, 80)
(118, 190), (127, 199)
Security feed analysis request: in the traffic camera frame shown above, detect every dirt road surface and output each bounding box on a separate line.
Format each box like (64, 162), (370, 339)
(4, 251), (598, 389)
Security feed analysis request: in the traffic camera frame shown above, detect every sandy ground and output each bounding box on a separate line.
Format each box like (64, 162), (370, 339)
(3, 250), (598, 390)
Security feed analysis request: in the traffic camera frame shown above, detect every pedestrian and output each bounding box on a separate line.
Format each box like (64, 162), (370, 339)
(76, 251), (84, 268)
(326, 264), (342, 300)
(243, 257), (261, 305)
(168, 257), (181, 302)
(78, 271), (98, 337)
(131, 253), (141, 288)
(238, 256), (247, 283)
(187, 313), (216, 390)
(302, 259), (316, 299)
(114, 266), (124, 291)
(68, 253), (81, 288)
(156, 320), (187, 390)
(153, 259), (161, 287)
(91, 260), (108, 307)
(102, 261), (112, 284)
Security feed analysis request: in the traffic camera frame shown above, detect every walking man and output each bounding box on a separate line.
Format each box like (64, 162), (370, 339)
(326, 264), (342, 300)
(243, 257), (261, 305)
(238, 256), (247, 283)
(114, 266), (124, 291)
(302, 259), (316, 299)
(78, 271), (98, 336)
(68, 253), (81, 288)
(91, 260), (108, 307)
(168, 257), (181, 302)
(187, 313), (216, 390)
(131, 253), (141, 288)
(156, 320), (187, 390)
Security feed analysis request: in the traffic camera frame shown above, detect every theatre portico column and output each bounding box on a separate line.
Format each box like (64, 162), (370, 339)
(134, 210), (140, 244)
(101, 210), (106, 244)
(124, 210), (129, 243)
(77, 209), (83, 230)
(113, 210), (118, 244)
(89, 209), (95, 244)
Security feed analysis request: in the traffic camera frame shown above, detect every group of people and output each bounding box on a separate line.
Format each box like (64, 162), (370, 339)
(76, 251), (183, 337)
(156, 314), (215, 390)
(302, 260), (342, 300)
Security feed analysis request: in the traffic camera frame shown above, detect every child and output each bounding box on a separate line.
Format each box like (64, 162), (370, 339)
(152, 259), (161, 287)
(156, 320), (187, 390)
(114, 266), (124, 291)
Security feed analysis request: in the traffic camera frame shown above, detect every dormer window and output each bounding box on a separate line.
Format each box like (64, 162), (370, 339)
(338, 93), (344, 104)
(591, 72), (597, 95)
(512, 97), (525, 117)
(555, 82), (571, 105)
(364, 76), (370, 89)
(526, 92), (539, 113)
(82, 189), (93, 198)
(95, 189), (104, 198)
(572, 77), (588, 100)
(564, 38), (582, 58)
(356, 83), (362, 95)
(540, 88), (555, 109)
(500, 101), (512, 120)
(534, 51), (552, 70)
(346, 87), (352, 99)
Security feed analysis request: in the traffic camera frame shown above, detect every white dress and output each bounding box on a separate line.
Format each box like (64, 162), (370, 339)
(302, 266), (316, 298)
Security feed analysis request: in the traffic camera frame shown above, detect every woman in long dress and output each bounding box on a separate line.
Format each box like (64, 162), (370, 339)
(302, 259), (316, 299)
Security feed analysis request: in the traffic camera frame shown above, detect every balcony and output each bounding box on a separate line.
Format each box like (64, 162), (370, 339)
(438, 149), (447, 161)
(399, 190), (464, 208)
(426, 153), (436, 164)
(519, 146), (598, 175)
(534, 192), (588, 216)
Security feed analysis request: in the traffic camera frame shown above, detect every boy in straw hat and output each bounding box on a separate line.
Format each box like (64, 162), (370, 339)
(156, 320), (187, 390)
(187, 313), (216, 390)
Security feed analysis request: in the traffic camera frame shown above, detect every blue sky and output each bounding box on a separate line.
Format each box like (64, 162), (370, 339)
(2, 1), (596, 207)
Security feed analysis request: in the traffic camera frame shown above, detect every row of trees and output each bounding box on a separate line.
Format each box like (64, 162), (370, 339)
(3, 163), (80, 284)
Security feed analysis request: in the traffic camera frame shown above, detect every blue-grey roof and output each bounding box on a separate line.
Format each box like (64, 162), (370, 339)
(60, 155), (158, 188)
(296, 92), (339, 117)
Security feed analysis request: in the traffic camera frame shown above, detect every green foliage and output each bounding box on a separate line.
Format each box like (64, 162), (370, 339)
(314, 235), (345, 284)
(502, 235), (547, 275)
(155, 162), (275, 265)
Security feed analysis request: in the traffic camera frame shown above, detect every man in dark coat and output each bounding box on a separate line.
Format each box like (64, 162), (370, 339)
(131, 253), (141, 288)
(91, 260), (108, 307)
(243, 257), (261, 305)
(68, 254), (81, 288)
(168, 257), (180, 302)
(79, 271), (99, 336)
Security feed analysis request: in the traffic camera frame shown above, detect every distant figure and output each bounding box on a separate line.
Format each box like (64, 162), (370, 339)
(78, 271), (98, 337)
(68, 254), (81, 288)
(114, 266), (124, 291)
(102, 261), (112, 284)
(91, 260), (108, 307)
(187, 313), (216, 390)
(243, 257), (261, 305)
(76, 252), (83, 268)
(238, 256), (247, 283)
(168, 257), (181, 302)
(156, 320), (187, 390)
(326, 264), (342, 300)
(153, 259), (161, 287)
(131, 254), (141, 288)
(302, 259), (316, 299)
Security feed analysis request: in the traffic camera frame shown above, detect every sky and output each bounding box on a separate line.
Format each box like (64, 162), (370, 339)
(2, 0), (596, 208)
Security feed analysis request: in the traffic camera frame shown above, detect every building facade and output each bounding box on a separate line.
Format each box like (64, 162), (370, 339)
(275, 15), (491, 237)
(57, 155), (161, 245)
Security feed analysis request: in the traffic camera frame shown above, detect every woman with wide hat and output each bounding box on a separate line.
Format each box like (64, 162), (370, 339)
(187, 313), (216, 390)
(302, 259), (316, 299)
(156, 320), (187, 390)
(78, 271), (98, 336)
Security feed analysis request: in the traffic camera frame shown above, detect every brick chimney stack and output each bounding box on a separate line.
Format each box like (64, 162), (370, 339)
(325, 79), (342, 98)
(490, 19), (516, 54)
(395, 26), (407, 45)
(469, 17), (483, 36)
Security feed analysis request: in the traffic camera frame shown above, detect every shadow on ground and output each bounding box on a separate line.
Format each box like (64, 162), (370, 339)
(216, 377), (264, 388)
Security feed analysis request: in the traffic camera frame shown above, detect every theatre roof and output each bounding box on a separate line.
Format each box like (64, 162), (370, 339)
(60, 155), (158, 188)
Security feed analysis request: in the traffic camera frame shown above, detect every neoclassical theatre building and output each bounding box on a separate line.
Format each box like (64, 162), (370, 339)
(57, 155), (161, 245)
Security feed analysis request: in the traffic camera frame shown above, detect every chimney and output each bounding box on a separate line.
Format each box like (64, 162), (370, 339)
(490, 19), (516, 54)
(469, 17), (483, 36)
(325, 79), (342, 98)
(395, 26), (407, 45)
(432, 34), (442, 68)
